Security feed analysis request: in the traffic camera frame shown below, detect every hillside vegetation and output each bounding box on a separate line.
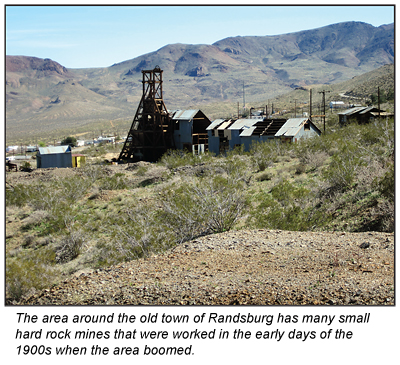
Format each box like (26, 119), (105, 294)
(5, 115), (394, 303)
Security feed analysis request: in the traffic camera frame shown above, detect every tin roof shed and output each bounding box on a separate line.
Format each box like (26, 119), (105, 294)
(275, 118), (309, 137)
(37, 146), (72, 169)
(275, 118), (321, 141)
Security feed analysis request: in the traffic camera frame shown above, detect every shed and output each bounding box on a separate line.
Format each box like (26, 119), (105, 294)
(72, 154), (86, 168)
(275, 118), (321, 142)
(36, 146), (72, 168)
(170, 109), (211, 153)
(337, 106), (386, 125)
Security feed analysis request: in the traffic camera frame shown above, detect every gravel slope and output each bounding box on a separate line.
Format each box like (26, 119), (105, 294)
(17, 229), (394, 306)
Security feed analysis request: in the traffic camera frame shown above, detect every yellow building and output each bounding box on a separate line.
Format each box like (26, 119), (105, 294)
(72, 154), (86, 168)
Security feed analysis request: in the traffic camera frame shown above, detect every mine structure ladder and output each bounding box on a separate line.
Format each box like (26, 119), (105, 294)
(118, 67), (175, 162)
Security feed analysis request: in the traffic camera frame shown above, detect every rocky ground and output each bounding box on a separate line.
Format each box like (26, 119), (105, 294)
(17, 229), (394, 306)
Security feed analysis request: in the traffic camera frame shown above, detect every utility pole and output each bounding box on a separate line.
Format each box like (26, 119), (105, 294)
(378, 87), (381, 119)
(294, 99), (298, 118)
(318, 90), (330, 133)
(243, 81), (245, 115)
(309, 89), (312, 122)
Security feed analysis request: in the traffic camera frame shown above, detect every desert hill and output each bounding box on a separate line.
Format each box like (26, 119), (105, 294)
(5, 21), (394, 144)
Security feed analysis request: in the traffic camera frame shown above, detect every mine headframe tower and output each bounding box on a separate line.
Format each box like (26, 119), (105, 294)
(118, 66), (175, 162)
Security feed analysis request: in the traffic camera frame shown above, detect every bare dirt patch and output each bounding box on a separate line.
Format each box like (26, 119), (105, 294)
(17, 229), (394, 306)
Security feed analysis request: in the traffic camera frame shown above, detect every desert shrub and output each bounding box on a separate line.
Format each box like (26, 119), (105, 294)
(257, 171), (273, 182)
(5, 183), (30, 207)
(159, 149), (200, 169)
(295, 140), (329, 171)
(56, 175), (92, 202)
(56, 226), (87, 263)
(80, 164), (104, 183)
(295, 163), (307, 175)
(216, 155), (252, 183)
(226, 144), (246, 157)
(374, 163), (394, 202)
(250, 140), (278, 171)
(98, 173), (127, 190)
(135, 165), (149, 176)
(322, 142), (366, 192)
(248, 180), (327, 231)
(96, 204), (174, 267)
(20, 210), (49, 231)
(6, 247), (58, 302)
(160, 171), (249, 242)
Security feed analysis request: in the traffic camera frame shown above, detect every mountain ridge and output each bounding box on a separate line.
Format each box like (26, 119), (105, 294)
(6, 21), (394, 143)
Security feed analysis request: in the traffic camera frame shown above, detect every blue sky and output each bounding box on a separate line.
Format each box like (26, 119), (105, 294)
(5, 4), (395, 69)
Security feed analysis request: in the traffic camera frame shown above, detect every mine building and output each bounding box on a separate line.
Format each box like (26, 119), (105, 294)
(274, 117), (321, 143)
(338, 106), (391, 125)
(239, 118), (288, 151)
(118, 67), (210, 162)
(170, 109), (210, 154)
(207, 117), (321, 155)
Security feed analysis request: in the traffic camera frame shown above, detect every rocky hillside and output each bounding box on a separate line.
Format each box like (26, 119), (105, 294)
(6, 21), (394, 143)
(15, 229), (394, 305)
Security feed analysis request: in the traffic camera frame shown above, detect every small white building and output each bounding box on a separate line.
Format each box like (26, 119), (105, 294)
(26, 146), (38, 152)
(330, 101), (345, 109)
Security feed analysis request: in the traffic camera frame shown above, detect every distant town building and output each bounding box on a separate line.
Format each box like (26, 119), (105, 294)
(330, 101), (345, 109)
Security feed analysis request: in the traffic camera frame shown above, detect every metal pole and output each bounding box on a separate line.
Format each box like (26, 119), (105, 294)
(378, 87), (381, 119)
(318, 90), (330, 133)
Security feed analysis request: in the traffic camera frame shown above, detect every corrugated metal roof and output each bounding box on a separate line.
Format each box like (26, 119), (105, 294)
(38, 146), (71, 155)
(337, 106), (366, 116)
(217, 121), (233, 130)
(171, 109), (200, 120)
(228, 118), (262, 130)
(275, 118), (308, 137)
(206, 119), (226, 130)
(359, 106), (376, 115)
(239, 126), (257, 137)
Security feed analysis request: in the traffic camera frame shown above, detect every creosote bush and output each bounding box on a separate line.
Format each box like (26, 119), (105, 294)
(96, 204), (175, 267)
(247, 180), (328, 231)
(6, 247), (59, 302)
(160, 165), (249, 243)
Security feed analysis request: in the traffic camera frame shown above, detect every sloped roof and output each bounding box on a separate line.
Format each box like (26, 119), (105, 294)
(275, 118), (308, 137)
(239, 126), (257, 137)
(359, 106), (377, 115)
(38, 146), (71, 155)
(206, 119), (227, 130)
(337, 106), (368, 116)
(228, 118), (262, 130)
(218, 121), (233, 130)
(171, 109), (200, 120)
